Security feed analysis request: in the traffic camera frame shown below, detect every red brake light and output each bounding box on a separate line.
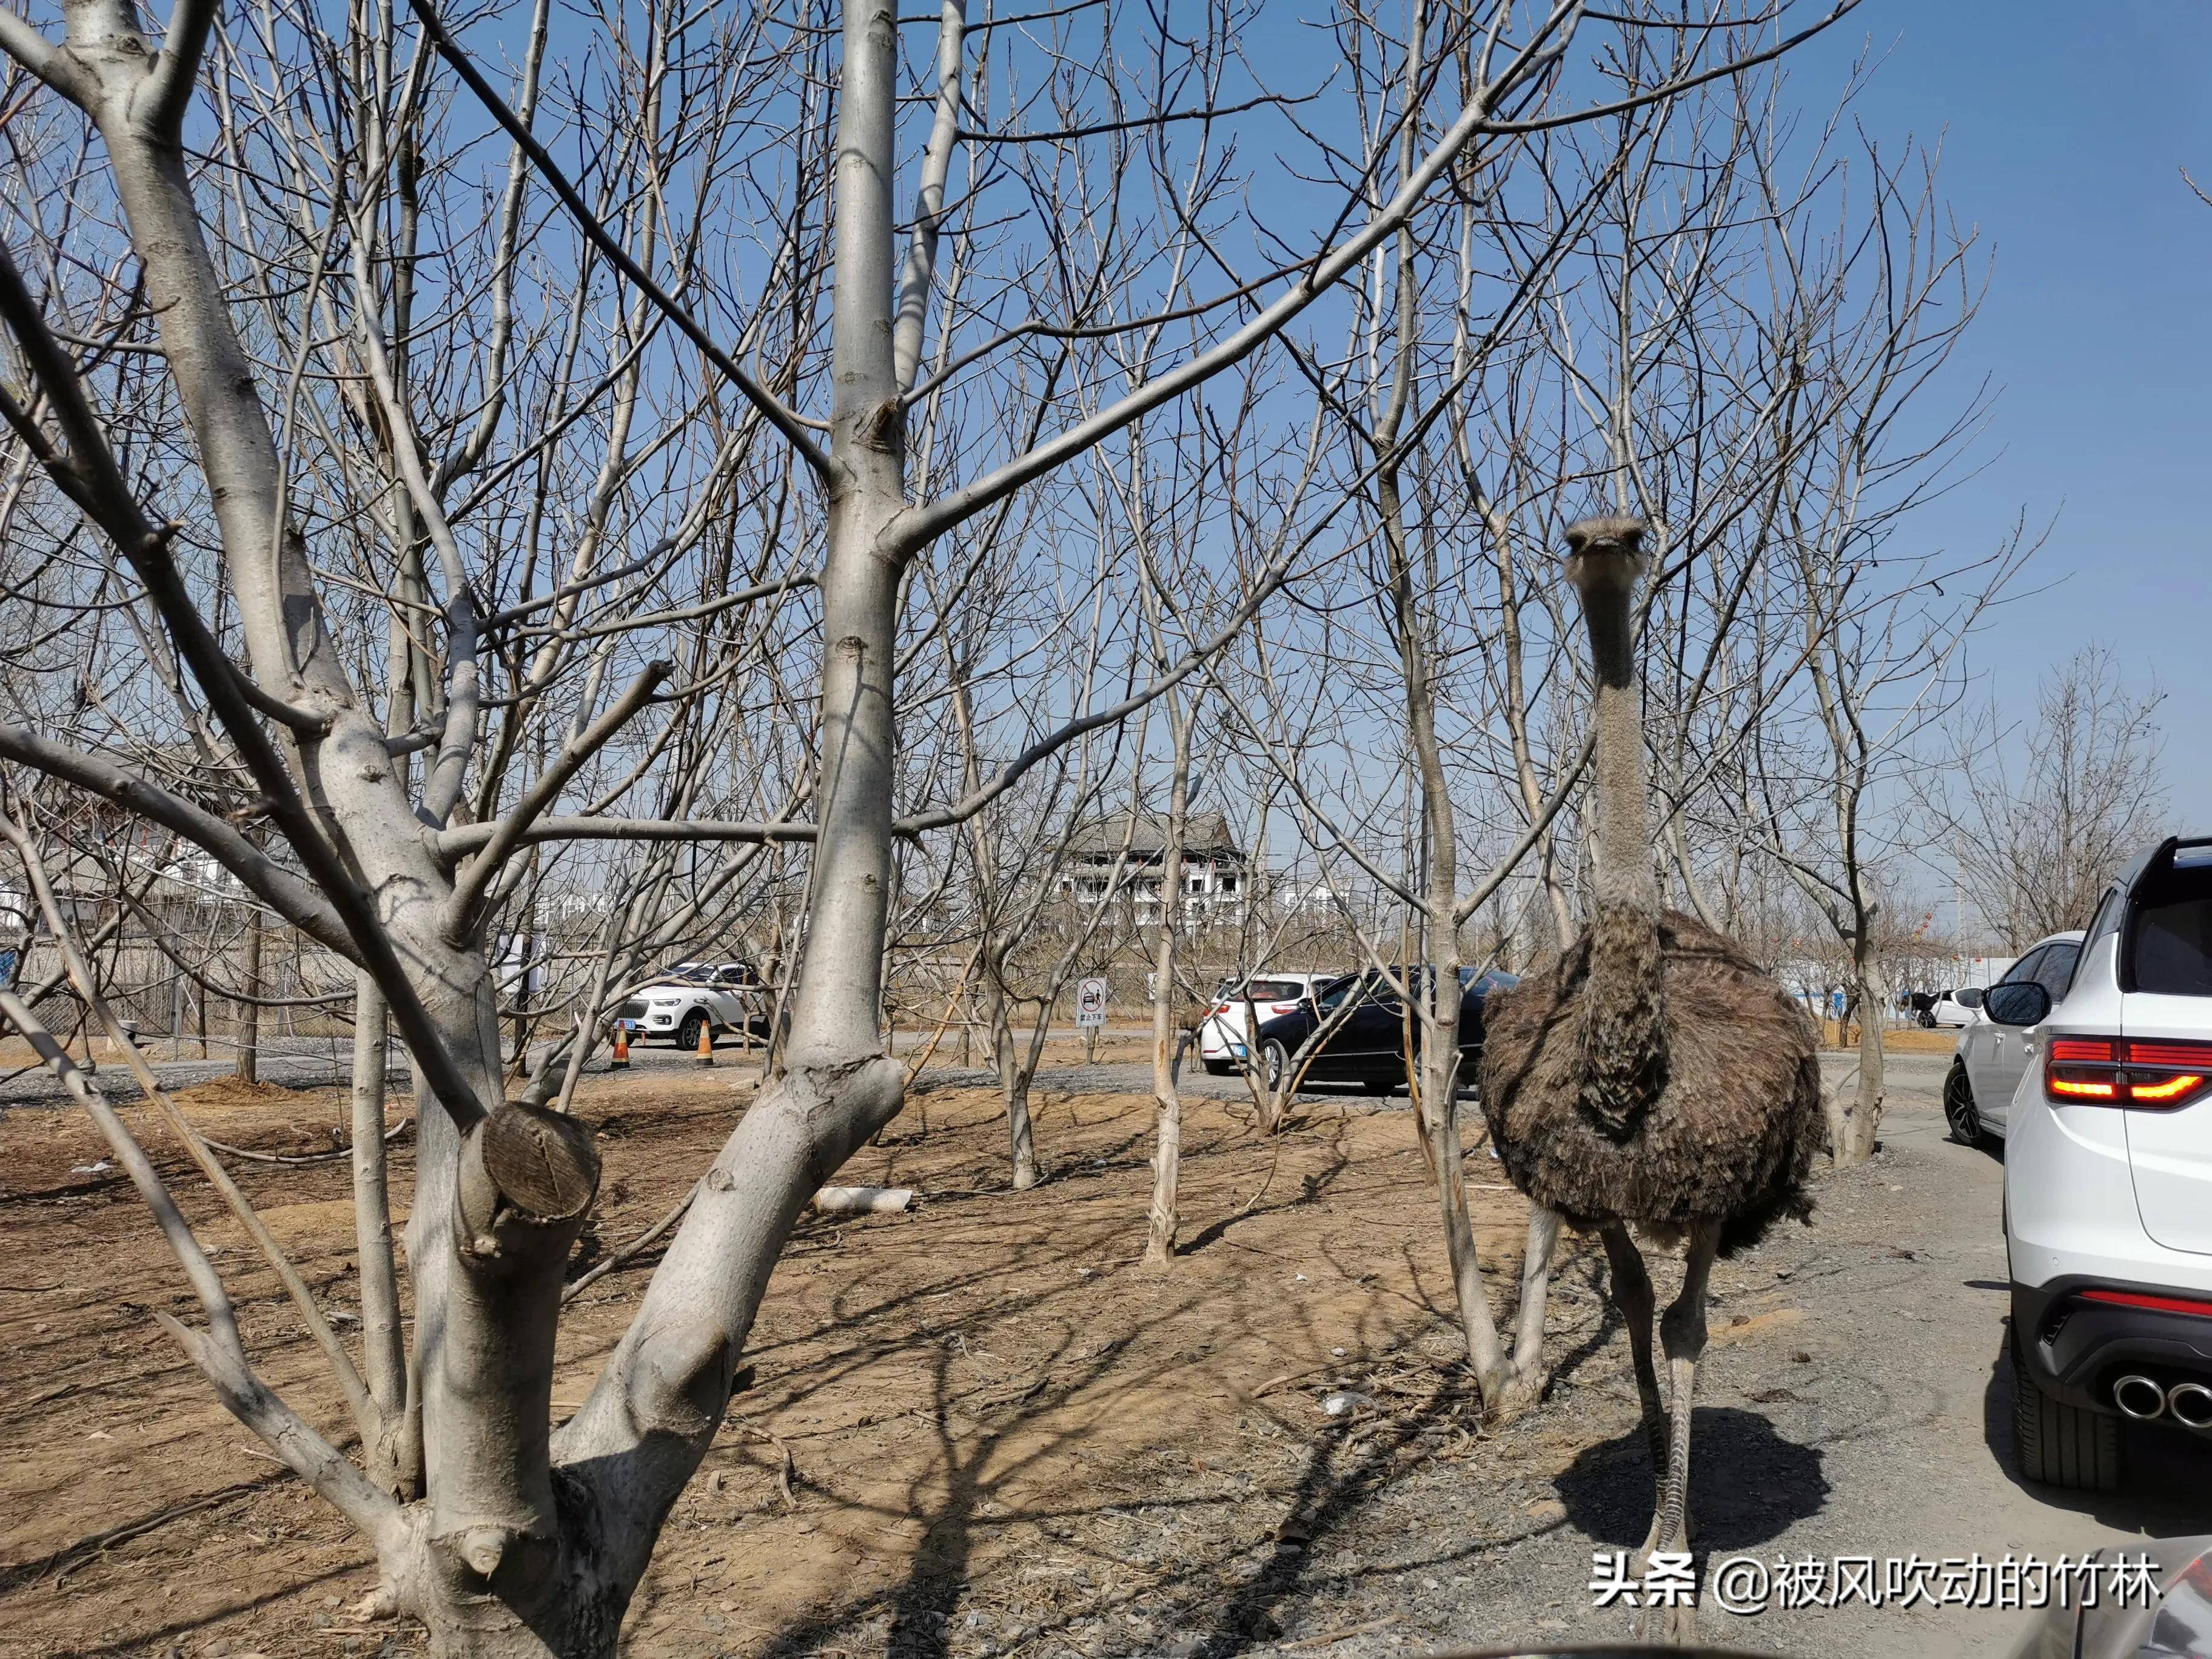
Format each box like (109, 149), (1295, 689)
(2045, 1036), (2212, 1108)
(2049, 1038), (2116, 1064)
(2077, 1287), (2212, 1319)
(1270, 1002), (1298, 1014)
(2124, 1040), (2212, 1068)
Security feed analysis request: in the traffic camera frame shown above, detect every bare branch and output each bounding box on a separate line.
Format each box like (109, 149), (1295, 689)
(403, 0), (834, 476)
(0, 725), (353, 950)
(443, 660), (674, 935)
(435, 815), (820, 856)
(142, 0), (221, 134)
(0, 986), (399, 1541)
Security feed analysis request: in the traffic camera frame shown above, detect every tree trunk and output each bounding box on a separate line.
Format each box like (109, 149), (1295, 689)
(236, 907), (264, 1084)
(351, 974), (415, 1496)
(1367, 32), (1520, 1409)
(1144, 691), (1192, 1265)
(1832, 947), (1885, 1167)
(987, 977), (1040, 1188)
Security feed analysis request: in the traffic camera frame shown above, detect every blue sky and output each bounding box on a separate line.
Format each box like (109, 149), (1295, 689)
(1792, 1), (2211, 824)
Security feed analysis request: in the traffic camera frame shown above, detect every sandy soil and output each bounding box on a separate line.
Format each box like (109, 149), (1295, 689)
(1, 1067), (1550, 1658)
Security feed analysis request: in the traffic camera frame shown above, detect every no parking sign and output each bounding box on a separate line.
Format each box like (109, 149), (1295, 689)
(1074, 977), (1109, 1028)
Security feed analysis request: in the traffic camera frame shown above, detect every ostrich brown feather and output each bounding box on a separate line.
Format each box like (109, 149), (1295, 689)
(1478, 907), (1826, 1256)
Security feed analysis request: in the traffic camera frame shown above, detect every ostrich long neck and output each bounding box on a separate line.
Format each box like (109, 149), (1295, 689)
(1584, 585), (1658, 911)
(1575, 575), (1668, 1136)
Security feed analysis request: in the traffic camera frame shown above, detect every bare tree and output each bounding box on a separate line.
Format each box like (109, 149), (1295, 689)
(1934, 645), (2167, 949)
(1740, 136), (2031, 1166)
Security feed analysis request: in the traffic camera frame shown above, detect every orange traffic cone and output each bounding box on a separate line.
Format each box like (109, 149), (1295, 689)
(695, 1020), (714, 1067)
(611, 1023), (631, 1068)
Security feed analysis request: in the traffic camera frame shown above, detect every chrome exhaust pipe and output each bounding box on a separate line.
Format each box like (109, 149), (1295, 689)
(2167, 1382), (2212, 1430)
(2113, 1373), (2167, 1421)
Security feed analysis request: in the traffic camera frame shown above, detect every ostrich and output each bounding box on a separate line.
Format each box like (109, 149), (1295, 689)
(1478, 516), (1825, 1641)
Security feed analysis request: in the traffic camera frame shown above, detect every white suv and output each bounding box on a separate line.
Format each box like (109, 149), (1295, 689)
(1197, 974), (1330, 1075)
(1994, 837), (2212, 1491)
(614, 963), (763, 1051)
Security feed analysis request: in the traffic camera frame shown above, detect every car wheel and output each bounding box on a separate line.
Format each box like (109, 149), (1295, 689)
(2011, 1331), (2122, 1492)
(1363, 1073), (1401, 1096)
(677, 1011), (708, 1054)
(1261, 1039), (1290, 1093)
(1203, 1058), (1233, 1076)
(1944, 1061), (1982, 1146)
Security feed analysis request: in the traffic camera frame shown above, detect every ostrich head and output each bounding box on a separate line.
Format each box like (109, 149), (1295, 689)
(1562, 515), (1647, 606)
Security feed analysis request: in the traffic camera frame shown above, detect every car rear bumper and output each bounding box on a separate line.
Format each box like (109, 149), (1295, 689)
(2012, 1277), (2212, 1418)
(1197, 1018), (1245, 1059)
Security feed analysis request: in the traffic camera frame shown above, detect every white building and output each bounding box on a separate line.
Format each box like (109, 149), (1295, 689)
(1061, 811), (1247, 922)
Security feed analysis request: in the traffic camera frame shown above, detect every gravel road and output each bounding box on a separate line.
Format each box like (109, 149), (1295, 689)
(1205, 1053), (2212, 1659)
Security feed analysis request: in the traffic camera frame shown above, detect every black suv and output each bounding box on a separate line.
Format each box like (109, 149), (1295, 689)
(1251, 966), (1518, 1094)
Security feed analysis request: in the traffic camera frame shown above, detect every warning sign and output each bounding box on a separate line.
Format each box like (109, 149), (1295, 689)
(1074, 977), (1110, 1028)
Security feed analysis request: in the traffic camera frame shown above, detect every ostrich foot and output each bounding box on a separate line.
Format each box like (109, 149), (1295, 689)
(1483, 1362), (1546, 1427)
(1636, 1595), (1697, 1646)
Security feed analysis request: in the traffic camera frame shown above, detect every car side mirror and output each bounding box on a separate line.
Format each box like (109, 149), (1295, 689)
(1983, 982), (2051, 1027)
(1955, 987), (1983, 1010)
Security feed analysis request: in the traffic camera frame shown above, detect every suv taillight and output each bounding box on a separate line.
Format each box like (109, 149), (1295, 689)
(2046, 1036), (2212, 1108)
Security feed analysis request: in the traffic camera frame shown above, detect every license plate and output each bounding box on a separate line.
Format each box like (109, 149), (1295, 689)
(1231, 1044), (1247, 1057)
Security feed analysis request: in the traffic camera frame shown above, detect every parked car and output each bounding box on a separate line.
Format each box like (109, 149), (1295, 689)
(663, 959), (760, 989)
(1197, 974), (1332, 1074)
(1923, 987), (1983, 1028)
(1990, 836), (2212, 1491)
(1943, 931), (2086, 1144)
(2004, 1533), (2212, 1658)
(614, 963), (764, 1050)
(1249, 967), (1518, 1094)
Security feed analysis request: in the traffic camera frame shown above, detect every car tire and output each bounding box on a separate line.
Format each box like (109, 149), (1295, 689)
(1203, 1058), (1233, 1076)
(1261, 1039), (1290, 1093)
(1944, 1060), (1983, 1146)
(2011, 1331), (2122, 1492)
(677, 1011), (708, 1054)
(1363, 1073), (1401, 1096)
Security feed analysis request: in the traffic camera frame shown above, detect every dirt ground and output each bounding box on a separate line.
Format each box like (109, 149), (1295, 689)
(4, 1057), (2208, 1659)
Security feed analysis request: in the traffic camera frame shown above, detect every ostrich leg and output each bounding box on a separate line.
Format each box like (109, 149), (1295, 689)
(1640, 1219), (1722, 1644)
(1599, 1222), (1666, 1513)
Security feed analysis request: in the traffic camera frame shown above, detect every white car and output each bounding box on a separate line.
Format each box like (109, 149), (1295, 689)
(1992, 837), (2212, 1491)
(614, 963), (763, 1051)
(1943, 931), (2085, 1142)
(1924, 988), (1983, 1028)
(1198, 973), (1331, 1074)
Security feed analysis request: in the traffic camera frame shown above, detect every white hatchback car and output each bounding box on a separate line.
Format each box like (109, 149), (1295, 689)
(1991, 837), (2212, 1491)
(1198, 973), (1330, 1074)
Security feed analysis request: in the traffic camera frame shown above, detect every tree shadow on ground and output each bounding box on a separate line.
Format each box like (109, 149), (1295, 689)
(1187, 1386), (1468, 1657)
(1553, 1405), (1829, 1555)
